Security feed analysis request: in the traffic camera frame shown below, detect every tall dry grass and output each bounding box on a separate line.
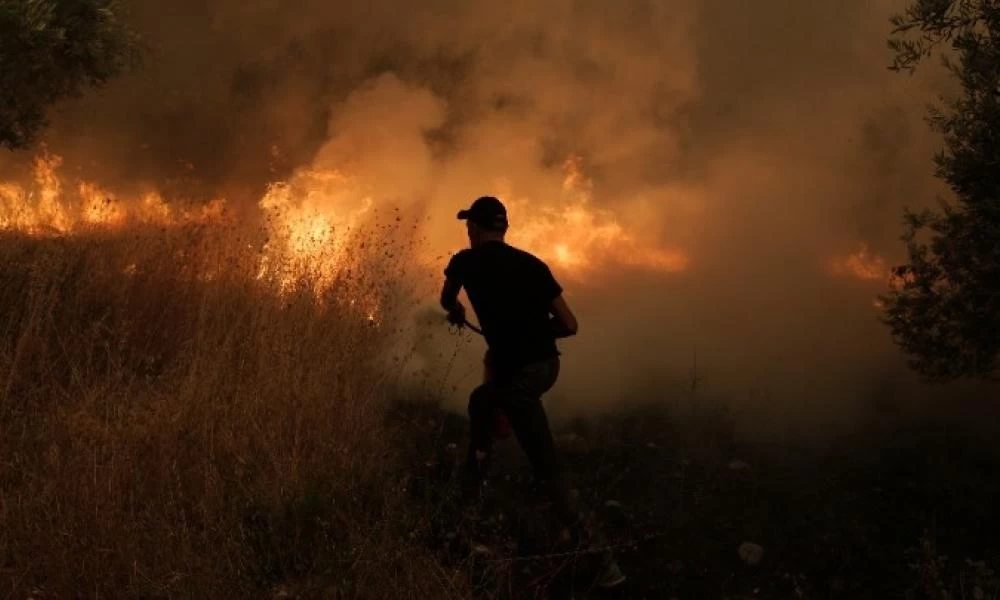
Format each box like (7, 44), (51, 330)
(0, 220), (457, 598)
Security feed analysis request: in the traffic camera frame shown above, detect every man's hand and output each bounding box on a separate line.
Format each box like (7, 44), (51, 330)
(446, 302), (467, 327)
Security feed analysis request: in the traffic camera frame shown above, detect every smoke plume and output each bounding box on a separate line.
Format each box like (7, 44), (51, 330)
(5, 0), (993, 439)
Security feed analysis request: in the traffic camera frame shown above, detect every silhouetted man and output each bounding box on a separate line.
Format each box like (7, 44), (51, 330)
(440, 195), (578, 512)
(440, 196), (625, 588)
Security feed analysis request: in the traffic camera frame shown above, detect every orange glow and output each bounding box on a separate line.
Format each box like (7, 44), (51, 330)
(1, 152), (388, 322)
(827, 243), (888, 282)
(8, 151), (905, 310)
(507, 156), (690, 277)
(255, 167), (374, 293)
(0, 154), (72, 233)
(79, 182), (126, 226)
(3, 151), (690, 291)
(0, 152), (229, 234)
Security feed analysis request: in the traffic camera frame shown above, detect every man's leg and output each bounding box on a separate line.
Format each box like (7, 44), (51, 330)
(465, 382), (498, 485)
(500, 360), (627, 587)
(502, 359), (579, 527)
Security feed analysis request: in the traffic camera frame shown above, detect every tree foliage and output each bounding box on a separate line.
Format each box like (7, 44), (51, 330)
(881, 0), (1000, 381)
(0, 0), (139, 149)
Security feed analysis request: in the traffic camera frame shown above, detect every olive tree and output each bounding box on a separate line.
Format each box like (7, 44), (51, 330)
(881, 0), (1000, 381)
(0, 0), (139, 149)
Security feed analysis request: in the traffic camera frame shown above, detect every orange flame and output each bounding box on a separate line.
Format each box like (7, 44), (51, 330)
(4, 151), (690, 289)
(256, 167), (374, 293)
(0, 152), (228, 234)
(1, 152), (385, 320)
(506, 156), (689, 277)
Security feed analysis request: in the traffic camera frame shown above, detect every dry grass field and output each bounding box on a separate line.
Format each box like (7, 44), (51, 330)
(2, 223), (999, 599)
(0, 222), (459, 598)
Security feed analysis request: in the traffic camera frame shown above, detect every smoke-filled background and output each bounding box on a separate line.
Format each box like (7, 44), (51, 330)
(3, 0), (992, 439)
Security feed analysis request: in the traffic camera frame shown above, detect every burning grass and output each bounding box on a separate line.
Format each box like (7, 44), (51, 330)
(0, 222), (451, 598)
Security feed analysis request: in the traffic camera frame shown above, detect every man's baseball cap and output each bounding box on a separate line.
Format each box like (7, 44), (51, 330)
(457, 196), (508, 231)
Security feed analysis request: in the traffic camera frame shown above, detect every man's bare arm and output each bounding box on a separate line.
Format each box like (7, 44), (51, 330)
(440, 278), (466, 324)
(550, 294), (578, 338)
(440, 278), (461, 311)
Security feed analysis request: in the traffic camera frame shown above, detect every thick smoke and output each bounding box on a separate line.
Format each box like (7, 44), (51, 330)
(6, 0), (992, 439)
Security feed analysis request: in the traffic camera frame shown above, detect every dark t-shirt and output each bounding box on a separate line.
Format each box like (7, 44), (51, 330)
(445, 241), (562, 369)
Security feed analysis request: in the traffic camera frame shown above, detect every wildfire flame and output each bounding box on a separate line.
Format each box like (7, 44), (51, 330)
(4, 151), (910, 303)
(0, 152), (228, 234)
(506, 156), (690, 277)
(256, 167), (374, 291)
(2, 151), (691, 297)
(253, 166), (391, 324)
(0, 152), (392, 323)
